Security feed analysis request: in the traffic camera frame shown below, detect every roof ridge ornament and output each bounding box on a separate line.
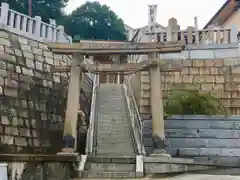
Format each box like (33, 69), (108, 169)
(147, 4), (158, 34)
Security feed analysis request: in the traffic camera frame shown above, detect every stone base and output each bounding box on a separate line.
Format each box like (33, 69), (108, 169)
(149, 153), (171, 158)
(57, 148), (78, 156)
(57, 152), (79, 156)
(150, 149), (171, 158)
(62, 147), (75, 152)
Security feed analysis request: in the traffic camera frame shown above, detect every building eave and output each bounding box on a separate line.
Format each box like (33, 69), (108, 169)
(204, 0), (239, 29)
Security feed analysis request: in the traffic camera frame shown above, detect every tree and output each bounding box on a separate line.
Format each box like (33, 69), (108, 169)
(0, 0), (68, 23)
(64, 1), (127, 41)
(164, 89), (227, 116)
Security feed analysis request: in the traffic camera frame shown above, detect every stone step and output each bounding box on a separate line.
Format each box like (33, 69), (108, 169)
(97, 122), (130, 125)
(96, 147), (135, 152)
(95, 152), (136, 156)
(97, 132), (132, 136)
(97, 138), (133, 142)
(97, 139), (133, 142)
(87, 156), (136, 163)
(97, 120), (129, 123)
(79, 171), (136, 178)
(96, 117), (128, 120)
(95, 153), (135, 157)
(97, 112), (127, 115)
(97, 112), (127, 114)
(97, 140), (133, 143)
(97, 121), (129, 123)
(87, 162), (135, 172)
(97, 136), (132, 139)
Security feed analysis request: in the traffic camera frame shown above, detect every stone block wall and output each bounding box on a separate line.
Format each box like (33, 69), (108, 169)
(132, 55), (240, 160)
(138, 58), (240, 115)
(0, 29), (92, 154)
(143, 115), (240, 161)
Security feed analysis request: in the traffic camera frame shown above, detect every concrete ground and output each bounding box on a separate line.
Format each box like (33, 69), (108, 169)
(80, 174), (240, 180)
(164, 174), (240, 180)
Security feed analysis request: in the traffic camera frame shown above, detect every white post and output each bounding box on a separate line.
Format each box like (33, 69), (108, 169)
(166, 18), (178, 42)
(47, 26), (53, 40)
(117, 73), (120, 84)
(67, 35), (72, 43)
(34, 16), (42, 37)
(194, 16), (198, 30)
(230, 24), (238, 44)
(106, 75), (110, 84)
(57, 25), (65, 42)
(0, 3), (9, 25)
(0, 163), (7, 180)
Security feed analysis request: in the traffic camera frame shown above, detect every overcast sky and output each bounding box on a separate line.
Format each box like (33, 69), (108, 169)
(66, 0), (227, 29)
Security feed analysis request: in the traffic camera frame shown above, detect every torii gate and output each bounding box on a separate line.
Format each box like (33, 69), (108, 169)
(47, 40), (185, 155)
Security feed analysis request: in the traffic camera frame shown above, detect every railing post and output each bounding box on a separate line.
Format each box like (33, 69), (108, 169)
(194, 16), (198, 30)
(67, 35), (72, 43)
(0, 3), (9, 25)
(166, 17), (178, 42)
(230, 24), (238, 44)
(57, 25), (65, 42)
(194, 17), (200, 43)
(0, 163), (7, 180)
(34, 16), (42, 37)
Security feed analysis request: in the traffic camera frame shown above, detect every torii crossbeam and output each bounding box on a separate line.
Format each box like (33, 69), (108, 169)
(47, 40), (184, 154)
(47, 40), (185, 54)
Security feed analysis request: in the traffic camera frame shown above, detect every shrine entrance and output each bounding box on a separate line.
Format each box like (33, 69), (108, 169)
(47, 39), (184, 155)
(93, 55), (126, 84)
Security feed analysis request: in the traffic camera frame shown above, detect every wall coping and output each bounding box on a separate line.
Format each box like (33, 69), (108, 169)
(186, 43), (239, 50)
(166, 115), (240, 121)
(140, 114), (240, 121)
(0, 23), (48, 43)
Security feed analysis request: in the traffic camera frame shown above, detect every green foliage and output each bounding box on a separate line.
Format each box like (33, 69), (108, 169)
(0, 0), (68, 23)
(64, 1), (127, 41)
(164, 89), (226, 116)
(3, 1), (127, 41)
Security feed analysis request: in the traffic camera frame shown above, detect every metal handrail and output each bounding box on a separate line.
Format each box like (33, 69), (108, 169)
(85, 74), (99, 155)
(123, 76), (146, 155)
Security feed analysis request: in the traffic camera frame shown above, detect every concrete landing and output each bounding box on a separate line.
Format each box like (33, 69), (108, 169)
(78, 175), (240, 180)
(165, 174), (240, 180)
(144, 157), (215, 174)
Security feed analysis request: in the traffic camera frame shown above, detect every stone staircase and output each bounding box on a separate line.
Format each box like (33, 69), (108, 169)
(95, 83), (136, 156)
(79, 156), (136, 178)
(78, 83), (138, 178)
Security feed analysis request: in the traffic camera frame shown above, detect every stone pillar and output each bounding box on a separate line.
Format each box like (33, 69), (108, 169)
(106, 74), (110, 83)
(113, 55), (121, 84)
(194, 16), (199, 30)
(117, 73), (120, 84)
(62, 53), (83, 153)
(34, 16), (42, 38)
(148, 52), (169, 156)
(0, 3), (9, 25)
(166, 17), (179, 42)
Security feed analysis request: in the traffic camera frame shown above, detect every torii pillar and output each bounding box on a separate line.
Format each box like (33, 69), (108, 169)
(147, 4), (170, 156)
(148, 52), (169, 156)
(61, 53), (84, 153)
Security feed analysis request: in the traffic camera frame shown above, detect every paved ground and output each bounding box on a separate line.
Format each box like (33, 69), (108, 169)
(81, 174), (240, 179)
(164, 174), (240, 180)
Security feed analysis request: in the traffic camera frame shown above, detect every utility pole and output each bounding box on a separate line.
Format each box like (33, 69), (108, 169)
(28, 0), (32, 17)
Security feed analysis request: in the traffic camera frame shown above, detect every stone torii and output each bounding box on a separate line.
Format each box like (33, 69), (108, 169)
(146, 4), (175, 156)
(47, 40), (184, 154)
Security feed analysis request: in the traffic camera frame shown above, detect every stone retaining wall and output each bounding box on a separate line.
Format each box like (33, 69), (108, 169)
(143, 115), (240, 161)
(134, 50), (240, 115)
(0, 28), (92, 154)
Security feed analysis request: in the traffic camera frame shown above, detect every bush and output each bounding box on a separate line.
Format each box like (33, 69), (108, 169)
(164, 89), (226, 116)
